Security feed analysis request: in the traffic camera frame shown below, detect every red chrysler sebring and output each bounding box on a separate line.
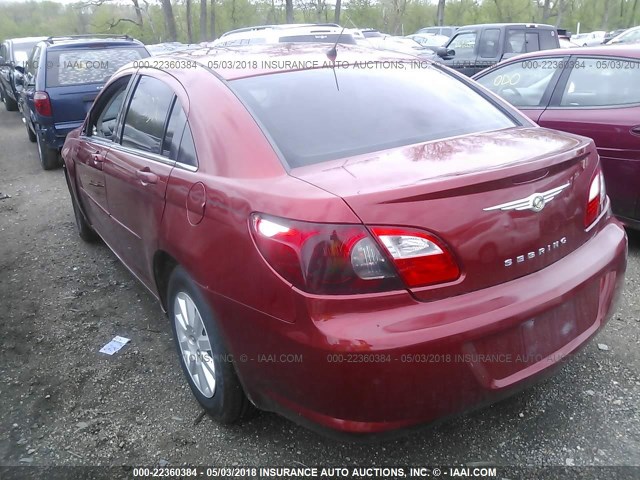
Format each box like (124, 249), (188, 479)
(61, 44), (627, 436)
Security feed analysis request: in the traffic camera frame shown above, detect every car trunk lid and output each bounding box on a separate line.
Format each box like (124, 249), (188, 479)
(291, 127), (599, 301)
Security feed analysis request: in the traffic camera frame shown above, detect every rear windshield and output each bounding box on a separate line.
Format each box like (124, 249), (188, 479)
(45, 47), (146, 87)
(231, 65), (516, 167)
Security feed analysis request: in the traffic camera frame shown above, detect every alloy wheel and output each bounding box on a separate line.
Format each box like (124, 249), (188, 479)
(173, 291), (216, 398)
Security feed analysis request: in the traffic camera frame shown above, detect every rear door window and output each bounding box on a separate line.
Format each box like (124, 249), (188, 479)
(121, 76), (175, 154)
(478, 29), (500, 58)
(231, 66), (515, 168)
(559, 57), (640, 107)
(476, 57), (565, 107)
(506, 30), (526, 54)
(45, 47), (146, 87)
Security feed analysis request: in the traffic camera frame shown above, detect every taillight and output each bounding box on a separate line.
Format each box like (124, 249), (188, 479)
(584, 167), (606, 228)
(250, 213), (460, 295)
(34, 91), (52, 117)
(371, 227), (460, 287)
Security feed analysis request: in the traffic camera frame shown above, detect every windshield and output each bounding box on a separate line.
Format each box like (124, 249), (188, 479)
(231, 65), (516, 168)
(45, 47), (147, 87)
(13, 41), (40, 66)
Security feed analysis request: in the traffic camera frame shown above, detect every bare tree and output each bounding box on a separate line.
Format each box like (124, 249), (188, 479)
(286, 0), (294, 23)
(335, 0), (341, 24)
(601, 0), (611, 29)
(160, 0), (177, 41)
(185, 0), (193, 42)
(542, 0), (552, 20)
(629, 0), (639, 27)
(436, 0), (445, 26)
(200, 0), (207, 41)
(210, 0), (216, 39)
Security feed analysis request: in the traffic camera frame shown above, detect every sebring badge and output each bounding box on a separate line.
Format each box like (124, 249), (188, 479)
(483, 183), (570, 213)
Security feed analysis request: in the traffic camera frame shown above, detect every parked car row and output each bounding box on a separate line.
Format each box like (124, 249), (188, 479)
(0, 27), (632, 438)
(1, 34), (149, 169)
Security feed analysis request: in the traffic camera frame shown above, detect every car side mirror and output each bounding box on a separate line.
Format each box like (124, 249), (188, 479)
(436, 47), (455, 58)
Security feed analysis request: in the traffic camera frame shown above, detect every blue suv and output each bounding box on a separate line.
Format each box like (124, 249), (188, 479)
(20, 35), (149, 169)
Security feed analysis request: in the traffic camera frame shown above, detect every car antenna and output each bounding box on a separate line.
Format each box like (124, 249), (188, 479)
(327, 25), (347, 63)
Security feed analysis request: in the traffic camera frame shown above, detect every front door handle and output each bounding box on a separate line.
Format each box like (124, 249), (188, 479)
(136, 168), (158, 185)
(90, 154), (103, 170)
(631, 126), (640, 136)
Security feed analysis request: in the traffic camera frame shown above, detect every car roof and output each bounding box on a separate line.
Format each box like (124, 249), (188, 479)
(7, 36), (47, 45)
(458, 23), (556, 30)
(213, 24), (350, 45)
(495, 44), (640, 61)
(220, 23), (341, 37)
(165, 43), (420, 81)
(39, 36), (144, 49)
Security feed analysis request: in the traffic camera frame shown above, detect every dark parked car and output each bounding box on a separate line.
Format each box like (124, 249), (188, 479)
(20, 35), (149, 170)
(473, 45), (640, 230)
(62, 44), (626, 436)
(436, 23), (560, 76)
(0, 37), (46, 111)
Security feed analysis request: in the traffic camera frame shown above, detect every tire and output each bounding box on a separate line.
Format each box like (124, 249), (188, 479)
(168, 266), (254, 423)
(36, 132), (60, 170)
(2, 90), (18, 112)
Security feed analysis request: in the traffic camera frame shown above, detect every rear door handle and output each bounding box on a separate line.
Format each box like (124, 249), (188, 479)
(136, 169), (158, 185)
(631, 126), (640, 136)
(90, 154), (103, 170)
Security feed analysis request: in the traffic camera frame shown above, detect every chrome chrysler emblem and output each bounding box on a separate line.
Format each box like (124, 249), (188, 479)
(484, 183), (570, 213)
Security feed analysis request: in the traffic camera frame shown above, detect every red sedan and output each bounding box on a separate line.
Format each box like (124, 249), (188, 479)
(473, 45), (640, 231)
(62, 44), (627, 436)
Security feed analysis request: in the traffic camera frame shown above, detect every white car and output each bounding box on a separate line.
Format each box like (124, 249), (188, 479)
(211, 24), (356, 47)
(405, 34), (449, 48)
(572, 31), (606, 46)
(608, 26), (640, 45)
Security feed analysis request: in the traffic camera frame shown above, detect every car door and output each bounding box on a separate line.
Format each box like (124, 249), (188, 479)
(440, 30), (479, 76)
(538, 55), (640, 222)
(102, 72), (179, 288)
(473, 55), (568, 123)
(75, 73), (134, 239)
(475, 28), (502, 74)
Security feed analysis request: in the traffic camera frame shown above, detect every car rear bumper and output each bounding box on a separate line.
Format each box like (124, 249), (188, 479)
(207, 219), (627, 436)
(39, 121), (83, 149)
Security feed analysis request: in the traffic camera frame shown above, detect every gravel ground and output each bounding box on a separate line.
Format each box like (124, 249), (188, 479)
(0, 104), (638, 474)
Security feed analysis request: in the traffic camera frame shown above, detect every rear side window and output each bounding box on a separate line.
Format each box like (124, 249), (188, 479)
(231, 66), (515, 168)
(560, 58), (640, 107)
(525, 33), (540, 52)
(45, 47), (146, 87)
(121, 76), (175, 154)
(162, 98), (198, 167)
(539, 30), (557, 50)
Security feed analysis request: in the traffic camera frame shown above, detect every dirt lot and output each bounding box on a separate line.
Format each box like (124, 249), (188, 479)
(0, 104), (639, 473)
